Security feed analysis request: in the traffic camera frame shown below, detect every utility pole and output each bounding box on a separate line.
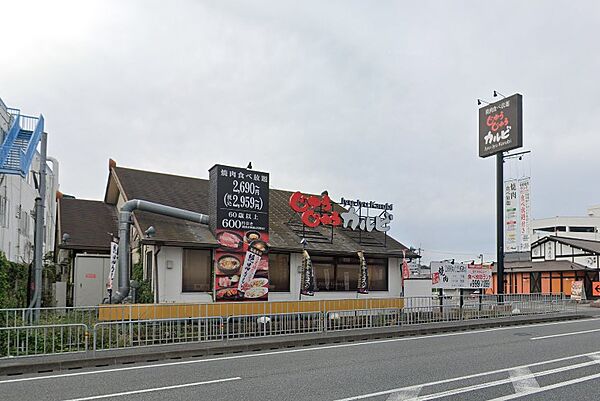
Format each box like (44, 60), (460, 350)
(33, 132), (48, 322)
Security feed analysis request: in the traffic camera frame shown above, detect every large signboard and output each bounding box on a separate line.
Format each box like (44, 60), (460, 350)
(288, 192), (393, 233)
(431, 262), (492, 289)
(211, 165), (270, 302)
(478, 94), (523, 158)
(504, 177), (531, 253)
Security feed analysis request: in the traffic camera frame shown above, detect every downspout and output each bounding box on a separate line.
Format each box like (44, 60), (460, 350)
(153, 245), (161, 303)
(111, 199), (210, 303)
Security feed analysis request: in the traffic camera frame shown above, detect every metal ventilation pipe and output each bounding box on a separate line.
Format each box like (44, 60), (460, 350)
(111, 199), (210, 303)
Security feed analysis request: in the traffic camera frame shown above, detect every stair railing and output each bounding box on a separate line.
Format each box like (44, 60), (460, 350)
(20, 114), (44, 176)
(0, 111), (21, 167)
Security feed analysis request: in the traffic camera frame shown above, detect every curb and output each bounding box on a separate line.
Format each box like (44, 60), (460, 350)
(0, 313), (587, 376)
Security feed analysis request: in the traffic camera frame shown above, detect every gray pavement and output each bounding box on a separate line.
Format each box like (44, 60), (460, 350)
(1, 313), (600, 400)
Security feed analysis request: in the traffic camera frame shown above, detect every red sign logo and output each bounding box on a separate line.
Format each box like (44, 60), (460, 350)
(486, 111), (509, 133)
(289, 191), (342, 228)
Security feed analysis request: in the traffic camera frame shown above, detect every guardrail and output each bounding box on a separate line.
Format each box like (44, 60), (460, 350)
(0, 294), (575, 358)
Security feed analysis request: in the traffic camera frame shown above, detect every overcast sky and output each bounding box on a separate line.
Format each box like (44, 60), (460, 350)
(2, 0), (600, 262)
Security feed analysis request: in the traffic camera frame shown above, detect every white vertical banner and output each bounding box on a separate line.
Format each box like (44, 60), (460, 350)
(108, 240), (118, 290)
(504, 180), (519, 252)
(518, 177), (531, 252)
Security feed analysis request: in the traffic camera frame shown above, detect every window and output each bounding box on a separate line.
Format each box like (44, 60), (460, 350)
(0, 196), (8, 228)
(269, 253), (290, 292)
(312, 255), (388, 291)
(182, 249), (212, 292)
(313, 256), (335, 291)
(368, 259), (388, 291)
(569, 226), (596, 233)
(145, 251), (153, 280)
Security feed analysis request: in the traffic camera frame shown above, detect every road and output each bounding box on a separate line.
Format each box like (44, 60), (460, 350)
(2, 316), (600, 400)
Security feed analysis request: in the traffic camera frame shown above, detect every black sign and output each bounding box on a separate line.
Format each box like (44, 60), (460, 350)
(214, 165), (269, 231)
(478, 94), (523, 158)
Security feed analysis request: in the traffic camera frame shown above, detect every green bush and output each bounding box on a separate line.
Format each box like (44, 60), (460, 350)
(132, 260), (153, 304)
(0, 252), (29, 309)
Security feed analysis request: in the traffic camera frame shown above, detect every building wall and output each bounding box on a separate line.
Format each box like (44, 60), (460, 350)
(155, 247), (403, 303)
(532, 215), (600, 242)
(0, 156), (58, 263)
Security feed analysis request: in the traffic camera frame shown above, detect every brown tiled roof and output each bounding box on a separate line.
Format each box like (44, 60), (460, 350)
(535, 236), (600, 255)
(112, 166), (414, 257)
(112, 167), (217, 247)
(58, 198), (118, 251)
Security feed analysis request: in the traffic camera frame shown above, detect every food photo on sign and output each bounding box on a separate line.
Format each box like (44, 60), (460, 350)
(215, 229), (270, 301)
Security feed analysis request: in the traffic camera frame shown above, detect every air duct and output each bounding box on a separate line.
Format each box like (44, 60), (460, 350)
(111, 199), (210, 303)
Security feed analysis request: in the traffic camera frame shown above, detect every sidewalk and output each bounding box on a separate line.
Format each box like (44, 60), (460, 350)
(0, 311), (591, 376)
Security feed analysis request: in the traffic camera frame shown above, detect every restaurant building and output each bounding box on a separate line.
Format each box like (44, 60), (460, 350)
(56, 160), (418, 305)
(488, 235), (600, 298)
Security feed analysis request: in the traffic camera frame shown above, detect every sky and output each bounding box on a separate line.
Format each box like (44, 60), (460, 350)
(1, 0), (600, 263)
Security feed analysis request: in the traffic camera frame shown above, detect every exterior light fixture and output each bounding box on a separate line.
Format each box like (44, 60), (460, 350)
(144, 226), (156, 238)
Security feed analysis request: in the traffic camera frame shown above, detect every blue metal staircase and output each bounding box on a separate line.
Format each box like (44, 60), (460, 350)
(0, 108), (44, 177)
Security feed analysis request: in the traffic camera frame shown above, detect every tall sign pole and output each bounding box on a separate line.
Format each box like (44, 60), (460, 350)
(496, 153), (504, 296)
(478, 93), (523, 298)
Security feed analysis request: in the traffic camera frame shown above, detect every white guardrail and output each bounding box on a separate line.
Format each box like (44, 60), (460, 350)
(0, 294), (576, 358)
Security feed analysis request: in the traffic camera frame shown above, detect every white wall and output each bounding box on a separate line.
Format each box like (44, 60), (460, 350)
(0, 157), (58, 263)
(155, 248), (403, 303)
(156, 246), (213, 303)
(532, 216), (600, 242)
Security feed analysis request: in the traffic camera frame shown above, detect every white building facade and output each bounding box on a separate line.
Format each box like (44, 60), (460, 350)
(0, 99), (59, 263)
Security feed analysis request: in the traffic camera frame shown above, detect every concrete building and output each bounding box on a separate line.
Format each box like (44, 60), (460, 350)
(531, 205), (600, 243)
(0, 98), (59, 264)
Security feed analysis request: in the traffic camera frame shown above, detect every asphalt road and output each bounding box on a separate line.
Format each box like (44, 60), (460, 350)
(2, 316), (600, 401)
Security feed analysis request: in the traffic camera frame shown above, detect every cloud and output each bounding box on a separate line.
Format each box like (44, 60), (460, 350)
(1, 0), (599, 263)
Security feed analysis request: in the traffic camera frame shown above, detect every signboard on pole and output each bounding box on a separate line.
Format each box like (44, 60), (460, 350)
(504, 177), (532, 253)
(467, 264), (492, 289)
(478, 94), (523, 158)
(431, 262), (492, 289)
(210, 165), (270, 302)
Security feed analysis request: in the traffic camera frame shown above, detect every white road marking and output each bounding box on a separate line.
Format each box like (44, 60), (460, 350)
(0, 317), (598, 385)
(531, 327), (600, 340)
(385, 385), (422, 401)
(331, 352), (600, 401)
(509, 367), (539, 394)
(60, 376), (241, 401)
(486, 371), (600, 401)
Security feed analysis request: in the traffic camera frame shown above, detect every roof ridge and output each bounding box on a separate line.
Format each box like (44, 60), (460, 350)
(551, 235), (600, 244)
(114, 166), (209, 182)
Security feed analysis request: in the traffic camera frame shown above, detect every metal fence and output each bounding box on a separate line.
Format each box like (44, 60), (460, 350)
(0, 294), (576, 358)
(227, 312), (323, 340)
(93, 317), (223, 351)
(0, 324), (88, 358)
